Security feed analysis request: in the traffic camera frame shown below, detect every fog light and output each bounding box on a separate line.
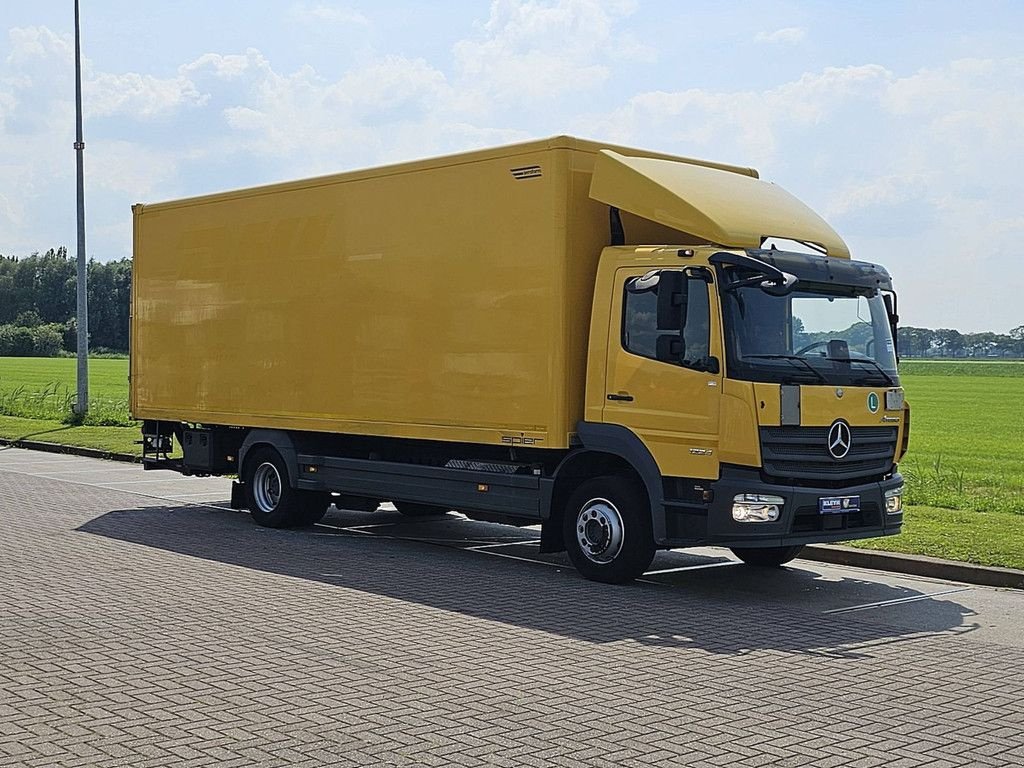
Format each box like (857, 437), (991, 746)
(732, 493), (783, 523)
(885, 486), (903, 514)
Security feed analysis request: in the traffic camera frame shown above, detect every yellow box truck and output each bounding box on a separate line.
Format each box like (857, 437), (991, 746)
(132, 136), (908, 583)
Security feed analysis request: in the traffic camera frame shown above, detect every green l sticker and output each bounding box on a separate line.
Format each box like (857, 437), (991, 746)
(867, 392), (879, 413)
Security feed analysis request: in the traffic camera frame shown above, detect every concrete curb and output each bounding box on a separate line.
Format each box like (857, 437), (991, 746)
(2, 440), (1021, 590)
(0, 437), (140, 464)
(803, 544), (1024, 590)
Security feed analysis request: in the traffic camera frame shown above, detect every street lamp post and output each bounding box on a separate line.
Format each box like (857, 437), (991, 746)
(74, 0), (89, 417)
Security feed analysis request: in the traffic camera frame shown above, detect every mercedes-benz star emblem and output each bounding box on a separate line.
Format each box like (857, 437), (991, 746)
(827, 420), (852, 459)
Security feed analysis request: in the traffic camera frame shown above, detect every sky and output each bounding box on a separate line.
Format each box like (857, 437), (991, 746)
(1, 1), (1022, 333)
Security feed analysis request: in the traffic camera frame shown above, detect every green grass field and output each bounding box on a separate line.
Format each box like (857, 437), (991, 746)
(0, 356), (131, 426)
(1, 356), (1022, 568)
(897, 366), (1024, 515)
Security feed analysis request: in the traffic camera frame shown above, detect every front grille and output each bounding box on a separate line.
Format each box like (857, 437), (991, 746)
(760, 426), (897, 485)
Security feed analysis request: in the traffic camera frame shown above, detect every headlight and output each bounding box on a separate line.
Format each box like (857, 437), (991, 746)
(732, 493), (783, 523)
(884, 486), (903, 514)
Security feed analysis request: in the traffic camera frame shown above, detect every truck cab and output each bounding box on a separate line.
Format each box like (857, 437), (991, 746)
(580, 244), (906, 575)
(554, 148), (907, 581)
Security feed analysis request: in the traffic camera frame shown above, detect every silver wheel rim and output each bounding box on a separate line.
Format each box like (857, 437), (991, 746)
(253, 462), (282, 512)
(575, 497), (625, 564)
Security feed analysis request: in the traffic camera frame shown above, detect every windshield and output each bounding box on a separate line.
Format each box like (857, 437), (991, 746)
(719, 277), (899, 387)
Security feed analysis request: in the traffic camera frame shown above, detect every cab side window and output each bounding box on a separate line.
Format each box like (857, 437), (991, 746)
(681, 282), (710, 368)
(622, 290), (659, 359)
(623, 272), (713, 371)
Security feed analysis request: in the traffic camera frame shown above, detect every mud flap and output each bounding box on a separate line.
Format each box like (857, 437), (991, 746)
(538, 518), (565, 554)
(230, 481), (247, 510)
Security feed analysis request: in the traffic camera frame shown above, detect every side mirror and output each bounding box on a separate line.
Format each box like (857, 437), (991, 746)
(702, 356), (721, 374)
(883, 291), (900, 362)
(627, 269), (661, 294)
(761, 272), (798, 296)
(656, 333), (683, 363)
(656, 271), (685, 331)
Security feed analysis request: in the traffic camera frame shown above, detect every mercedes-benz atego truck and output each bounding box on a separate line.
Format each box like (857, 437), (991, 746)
(132, 136), (908, 583)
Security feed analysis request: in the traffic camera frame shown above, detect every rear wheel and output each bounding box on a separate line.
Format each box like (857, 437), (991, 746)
(730, 545), (804, 567)
(562, 476), (656, 584)
(243, 447), (323, 528)
(331, 495), (380, 513)
(393, 501), (450, 517)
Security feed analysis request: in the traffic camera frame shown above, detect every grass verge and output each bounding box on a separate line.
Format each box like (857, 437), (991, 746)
(0, 415), (140, 456)
(848, 505), (1024, 571)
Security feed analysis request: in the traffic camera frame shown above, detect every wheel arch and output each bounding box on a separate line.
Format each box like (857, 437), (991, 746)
(238, 429), (300, 487)
(541, 422), (666, 552)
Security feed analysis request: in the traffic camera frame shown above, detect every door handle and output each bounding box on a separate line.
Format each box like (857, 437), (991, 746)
(607, 392), (634, 402)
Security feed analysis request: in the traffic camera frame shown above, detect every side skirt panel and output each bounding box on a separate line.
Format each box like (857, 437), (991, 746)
(297, 453), (544, 518)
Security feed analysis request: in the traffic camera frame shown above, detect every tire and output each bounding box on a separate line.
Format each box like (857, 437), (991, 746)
(295, 494), (331, 526)
(562, 476), (656, 584)
(393, 501), (450, 517)
(730, 545), (804, 567)
(331, 495), (380, 513)
(243, 447), (322, 528)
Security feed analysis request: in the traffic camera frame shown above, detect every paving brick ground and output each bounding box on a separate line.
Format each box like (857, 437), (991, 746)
(1, 448), (1022, 767)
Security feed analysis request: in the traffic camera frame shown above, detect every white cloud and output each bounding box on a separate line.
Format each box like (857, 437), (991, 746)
(589, 64), (892, 166)
(1, 27), (77, 251)
(184, 50), (271, 80)
(4, 25), (72, 67)
(824, 174), (930, 219)
(183, 50), (455, 175)
(756, 27), (807, 45)
(88, 140), (179, 197)
(452, 0), (637, 104)
(87, 71), (206, 118)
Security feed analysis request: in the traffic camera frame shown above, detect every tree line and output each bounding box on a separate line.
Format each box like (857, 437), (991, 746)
(1, 247), (1023, 358)
(0, 248), (130, 356)
(898, 325), (1024, 358)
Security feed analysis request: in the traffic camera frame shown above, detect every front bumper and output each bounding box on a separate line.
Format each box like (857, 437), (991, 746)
(660, 465), (903, 548)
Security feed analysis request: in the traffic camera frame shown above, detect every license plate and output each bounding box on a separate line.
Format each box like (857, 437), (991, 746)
(819, 495), (860, 514)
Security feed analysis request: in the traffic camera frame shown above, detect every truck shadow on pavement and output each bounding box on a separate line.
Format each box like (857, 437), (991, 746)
(78, 503), (980, 658)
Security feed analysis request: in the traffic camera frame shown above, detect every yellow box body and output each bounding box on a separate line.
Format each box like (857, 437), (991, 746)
(131, 137), (734, 448)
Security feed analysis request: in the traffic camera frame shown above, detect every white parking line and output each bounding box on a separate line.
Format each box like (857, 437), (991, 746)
(160, 492), (232, 500)
(472, 549), (563, 568)
(466, 540), (542, 550)
(95, 478), (205, 486)
(824, 587), (973, 614)
(31, 467), (138, 476)
(644, 561), (738, 576)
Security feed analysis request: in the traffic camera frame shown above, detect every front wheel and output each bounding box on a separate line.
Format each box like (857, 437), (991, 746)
(562, 476), (656, 584)
(730, 545), (804, 567)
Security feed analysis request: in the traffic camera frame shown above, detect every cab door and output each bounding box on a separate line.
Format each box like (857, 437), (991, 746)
(602, 267), (723, 480)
